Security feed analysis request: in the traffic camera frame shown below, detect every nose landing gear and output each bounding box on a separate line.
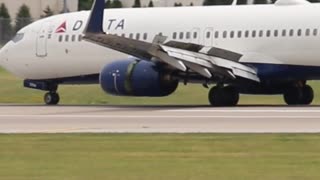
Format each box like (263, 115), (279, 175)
(24, 80), (60, 105)
(44, 92), (60, 105)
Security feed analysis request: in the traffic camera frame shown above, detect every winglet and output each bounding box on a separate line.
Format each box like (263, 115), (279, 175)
(84, 0), (105, 34)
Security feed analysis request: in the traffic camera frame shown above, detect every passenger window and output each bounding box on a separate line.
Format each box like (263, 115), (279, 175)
(223, 31), (227, 38)
(214, 31), (219, 38)
(306, 29), (310, 36)
(282, 30), (286, 37)
(78, 35), (82, 41)
(266, 30), (271, 37)
(173, 32), (177, 39)
(259, 30), (263, 37)
(245, 30), (249, 38)
(237, 31), (242, 38)
(186, 32), (191, 39)
(129, 33), (133, 39)
(206, 32), (211, 39)
(230, 31), (235, 38)
(136, 33), (140, 40)
(313, 29), (318, 36)
(297, 29), (302, 36)
(143, 33), (147, 40)
(274, 30), (278, 37)
(121, 34), (126, 37)
(252, 30), (256, 38)
(59, 35), (63, 42)
(65, 35), (69, 42)
(289, 29), (294, 36)
(193, 32), (198, 39)
(179, 32), (184, 39)
(71, 35), (76, 42)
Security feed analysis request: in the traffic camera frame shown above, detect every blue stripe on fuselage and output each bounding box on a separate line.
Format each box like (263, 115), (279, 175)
(248, 63), (320, 81)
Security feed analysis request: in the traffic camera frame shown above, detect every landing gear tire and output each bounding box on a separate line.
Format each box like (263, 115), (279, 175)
(44, 92), (60, 105)
(283, 86), (302, 105)
(301, 85), (314, 105)
(224, 86), (240, 106)
(209, 87), (223, 107)
(283, 85), (313, 105)
(209, 86), (239, 107)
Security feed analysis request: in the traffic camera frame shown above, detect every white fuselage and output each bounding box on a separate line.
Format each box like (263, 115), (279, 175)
(1, 4), (320, 80)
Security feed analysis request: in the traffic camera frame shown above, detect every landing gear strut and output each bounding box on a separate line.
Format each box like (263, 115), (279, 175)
(283, 85), (314, 105)
(44, 92), (60, 105)
(208, 86), (239, 107)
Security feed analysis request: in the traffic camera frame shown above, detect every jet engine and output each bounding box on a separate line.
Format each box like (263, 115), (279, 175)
(100, 59), (178, 97)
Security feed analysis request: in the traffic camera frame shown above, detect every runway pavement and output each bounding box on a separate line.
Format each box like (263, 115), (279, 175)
(0, 105), (320, 133)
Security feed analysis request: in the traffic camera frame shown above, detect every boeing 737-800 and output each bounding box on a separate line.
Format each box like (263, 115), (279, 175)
(0, 0), (319, 106)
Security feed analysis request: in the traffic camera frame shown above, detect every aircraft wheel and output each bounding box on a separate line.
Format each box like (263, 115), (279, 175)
(224, 86), (239, 107)
(283, 86), (303, 105)
(44, 92), (60, 105)
(209, 86), (239, 107)
(300, 85), (314, 105)
(208, 86), (223, 107)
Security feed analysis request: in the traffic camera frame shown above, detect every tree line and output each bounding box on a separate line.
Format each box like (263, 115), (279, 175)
(0, 3), (54, 42)
(0, 3), (34, 42)
(79, 0), (320, 9)
(204, 0), (319, 4)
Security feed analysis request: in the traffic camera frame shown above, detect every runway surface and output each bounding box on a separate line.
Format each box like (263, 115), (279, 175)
(0, 105), (320, 133)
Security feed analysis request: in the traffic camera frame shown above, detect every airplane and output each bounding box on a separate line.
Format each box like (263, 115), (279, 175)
(0, 0), (319, 106)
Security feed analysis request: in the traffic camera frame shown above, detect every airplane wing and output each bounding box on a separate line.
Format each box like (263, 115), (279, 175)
(84, 33), (260, 82)
(83, 0), (260, 83)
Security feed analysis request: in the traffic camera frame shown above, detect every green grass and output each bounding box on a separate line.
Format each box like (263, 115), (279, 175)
(1, 67), (320, 105)
(1, 134), (320, 180)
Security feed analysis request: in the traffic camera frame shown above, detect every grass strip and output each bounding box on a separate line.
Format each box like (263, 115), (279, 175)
(0, 134), (320, 180)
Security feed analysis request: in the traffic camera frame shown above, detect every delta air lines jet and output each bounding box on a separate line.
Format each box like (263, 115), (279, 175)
(0, 0), (319, 106)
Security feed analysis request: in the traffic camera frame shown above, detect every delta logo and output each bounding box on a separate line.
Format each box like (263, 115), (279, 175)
(55, 21), (67, 33)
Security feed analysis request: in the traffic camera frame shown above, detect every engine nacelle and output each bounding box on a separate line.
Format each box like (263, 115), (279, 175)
(100, 59), (178, 97)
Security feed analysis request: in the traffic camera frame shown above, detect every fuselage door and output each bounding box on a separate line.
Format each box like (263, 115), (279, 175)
(36, 22), (50, 57)
(203, 27), (214, 47)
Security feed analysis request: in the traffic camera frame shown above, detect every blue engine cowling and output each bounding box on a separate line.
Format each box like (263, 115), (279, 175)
(100, 59), (179, 97)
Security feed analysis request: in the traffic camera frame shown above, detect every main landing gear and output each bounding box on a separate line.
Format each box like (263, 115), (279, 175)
(208, 85), (239, 107)
(44, 91), (60, 105)
(283, 85), (314, 105)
